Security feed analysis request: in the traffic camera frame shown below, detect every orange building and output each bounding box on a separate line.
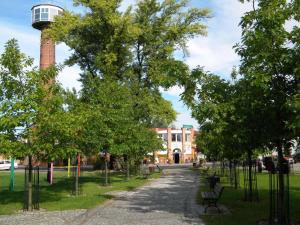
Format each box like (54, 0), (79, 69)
(154, 125), (198, 164)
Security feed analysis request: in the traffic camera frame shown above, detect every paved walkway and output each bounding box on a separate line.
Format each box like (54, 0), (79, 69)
(0, 168), (204, 225)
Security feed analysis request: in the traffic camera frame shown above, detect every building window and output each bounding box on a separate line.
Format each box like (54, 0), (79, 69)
(185, 134), (191, 142)
(34, 8), (40, 21)
(177, 134), (182, 142)
(162, 133), (168, 142)
(172, 133), (182, 142)
(172, 134), (176, 142)
(41, 8), (49, 21)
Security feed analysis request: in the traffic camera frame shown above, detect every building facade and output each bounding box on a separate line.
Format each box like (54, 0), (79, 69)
(154, 126), (197, 164)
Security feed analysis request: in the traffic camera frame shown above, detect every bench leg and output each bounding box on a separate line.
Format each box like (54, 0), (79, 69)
(203, 201), (213, 213)
(204, 205), (209, 213)
(203, 201), (222, 213)
(214, 202), (221, 213)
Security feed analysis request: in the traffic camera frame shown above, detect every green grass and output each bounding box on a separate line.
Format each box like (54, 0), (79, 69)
(0, 170), (161, 215)
(197, 169), (300, 225)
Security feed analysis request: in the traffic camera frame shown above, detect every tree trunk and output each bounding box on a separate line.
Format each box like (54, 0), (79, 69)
(234, 160), (238, 189)
(277, 141), (285, 224)
(247, 150), (253, 201)
(104, 159), (108, 186)
(126, 158), (130, 181)
(229, 160), (233, 186)
(28, 155), (33, 211)
(47, 162), (51, 183)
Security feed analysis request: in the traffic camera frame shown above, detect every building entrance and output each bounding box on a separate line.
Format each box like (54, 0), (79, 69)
(174, 153), (180, 164)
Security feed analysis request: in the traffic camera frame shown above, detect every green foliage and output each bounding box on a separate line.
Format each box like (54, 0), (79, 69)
(30, 86), (83, 161)
(181, 67), (243, 160)
(182, 0), (299, 163)
(48, 0), (210, 127)
(234, 1), (299, 211)
(235, 0), (299, 147)
(44, 0), (211, 161)
(72, 75), (162, 160)
(0, 39), (80, 160)
(0, 39), (39, 158)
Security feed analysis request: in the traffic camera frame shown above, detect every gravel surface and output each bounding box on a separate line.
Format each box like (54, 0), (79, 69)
(0, 168), (204, 225)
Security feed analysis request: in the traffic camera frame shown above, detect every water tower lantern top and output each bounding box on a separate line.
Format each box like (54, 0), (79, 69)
(32, 4), (64, 30)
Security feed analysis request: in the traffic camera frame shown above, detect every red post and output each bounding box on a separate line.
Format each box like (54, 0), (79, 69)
(77, 153), (81, 177)
(50, 162), (54, 184)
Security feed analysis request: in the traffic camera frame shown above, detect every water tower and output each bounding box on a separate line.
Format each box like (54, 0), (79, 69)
(31, 4), (64, 70)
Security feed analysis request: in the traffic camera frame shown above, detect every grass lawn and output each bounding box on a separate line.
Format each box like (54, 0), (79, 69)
(0, 169), (161, 215)
(197, 169), (300, 225)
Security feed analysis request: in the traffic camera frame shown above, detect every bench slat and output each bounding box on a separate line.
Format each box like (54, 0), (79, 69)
(202, 192), (217, 199)
(202, 185), (224, 201)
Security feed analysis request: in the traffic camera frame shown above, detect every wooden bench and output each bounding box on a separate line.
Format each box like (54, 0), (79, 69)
(201, 183), (224, 213)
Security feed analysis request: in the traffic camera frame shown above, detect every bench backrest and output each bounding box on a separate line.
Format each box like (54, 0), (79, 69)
(213, 183), (224, 200)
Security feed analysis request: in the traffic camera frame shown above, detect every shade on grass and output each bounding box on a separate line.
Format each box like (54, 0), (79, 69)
(0, 170), (161, 215)
(198, 170), (300, 225)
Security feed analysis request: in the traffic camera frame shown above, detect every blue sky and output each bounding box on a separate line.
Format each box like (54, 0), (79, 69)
(0, 0), (252, 129)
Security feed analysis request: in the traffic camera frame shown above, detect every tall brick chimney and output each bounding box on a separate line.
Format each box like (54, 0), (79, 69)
(32, 4), (63, 71)
(40, 32), (55, 70)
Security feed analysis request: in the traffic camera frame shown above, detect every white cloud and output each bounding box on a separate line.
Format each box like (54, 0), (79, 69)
(57, 65), (82, 91)
(185, 0), (253, 77)
(119, 0), (137, 11)
(160, 85), (184, 97)
(56, 43), (73, 63)
(0, 21), (82, 91)
(173, 112), (199, 130)
(285, 19), (299, 32)
(186, 37), (239, 77)
(174, 0), (253, 126)
(0, 22), (40, 61)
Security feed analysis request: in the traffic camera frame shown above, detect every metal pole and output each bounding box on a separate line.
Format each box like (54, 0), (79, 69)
(50, 162), (53, 185)
(28, 155), (33, 211)
(75, 166), (79, 196)
(9, 159), (15, 192)
(68, 158), (71, 178)
(105, 159), (108, 186)
(126, 158), (130, 181)
(77, 153), (81, 177)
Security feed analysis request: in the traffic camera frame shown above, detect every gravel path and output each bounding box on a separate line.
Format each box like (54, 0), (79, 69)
(0, 168), (204, 225)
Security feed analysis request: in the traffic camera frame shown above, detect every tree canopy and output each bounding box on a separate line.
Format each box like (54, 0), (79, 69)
(0, 39), (80, 160)
(48, 0), (210, 127)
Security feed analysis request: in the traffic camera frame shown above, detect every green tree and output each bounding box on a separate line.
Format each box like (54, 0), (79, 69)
(182, 67), (268, 197)
(78, 76), (163, 180)
(47, 0), (210, 127)
(0, 39), (83, 209)
(181, 67), (235, 160)
(0, 39), (57, 210)
(236, 0), (300, 221)
(29, 85), (83, 161)
(0, 39), (37, 159)
(45, 0), (211, 176)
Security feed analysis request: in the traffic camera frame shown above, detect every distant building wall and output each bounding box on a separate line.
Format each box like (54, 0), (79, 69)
(155, 126), (198, 164)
